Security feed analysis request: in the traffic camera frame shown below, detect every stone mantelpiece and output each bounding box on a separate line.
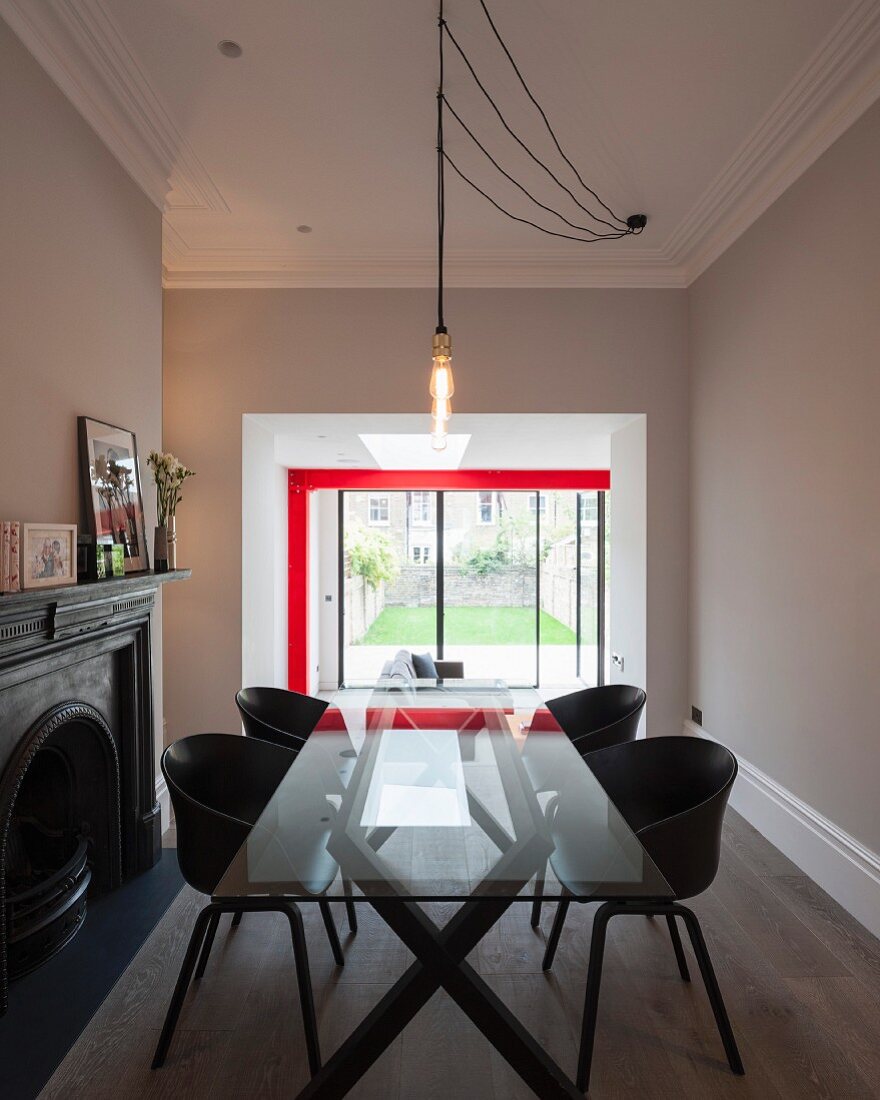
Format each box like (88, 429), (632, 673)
(0, 570), (190, 655)
(0, 569), (189, 1011)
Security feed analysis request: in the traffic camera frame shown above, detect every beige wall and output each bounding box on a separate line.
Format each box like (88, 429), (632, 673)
(689, 99), (880, 852)
(162, 288), (688, 741)
(0, 23), (164, 759)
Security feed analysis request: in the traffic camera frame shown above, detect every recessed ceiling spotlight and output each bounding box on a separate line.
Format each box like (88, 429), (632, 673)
(218, 40), (243, 58)
(317, 434), (327, 439)
(297, 225), (313, 234)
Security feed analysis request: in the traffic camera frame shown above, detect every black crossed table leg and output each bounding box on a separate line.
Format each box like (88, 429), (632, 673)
(294, 896), (584, 1100)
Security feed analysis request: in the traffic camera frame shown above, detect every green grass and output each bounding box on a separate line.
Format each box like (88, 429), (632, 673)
(358, 605), (579, 646)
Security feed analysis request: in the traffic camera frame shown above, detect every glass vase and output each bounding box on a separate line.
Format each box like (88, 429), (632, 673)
(167, 515), (177, 571)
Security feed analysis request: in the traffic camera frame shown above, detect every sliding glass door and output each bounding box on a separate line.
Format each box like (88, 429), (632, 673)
(443, 491), (538, 684)
(575, 491), (601, 687)
(339, 490), (437, 680)
(339, 488), (605, 687)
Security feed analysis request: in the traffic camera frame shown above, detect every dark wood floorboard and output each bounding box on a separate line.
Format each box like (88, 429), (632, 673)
(41, 809), (880, 1099)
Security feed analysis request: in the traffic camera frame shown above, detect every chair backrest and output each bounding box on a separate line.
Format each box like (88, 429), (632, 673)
(235, 686), (329, 749)
(162, 733), (296, 895)
(545, 685), (646, 753)
(584, 735), (737, 899)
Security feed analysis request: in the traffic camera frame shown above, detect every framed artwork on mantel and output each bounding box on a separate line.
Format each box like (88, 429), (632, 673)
(21, 523), (77, 590)
(78, 417), (150, 572)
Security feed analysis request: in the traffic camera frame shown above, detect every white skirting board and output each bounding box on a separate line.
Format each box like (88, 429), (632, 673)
(684, 720), (880, 941)
(155, 773), (170, 833)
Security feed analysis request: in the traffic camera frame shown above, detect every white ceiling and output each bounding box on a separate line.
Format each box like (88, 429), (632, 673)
(4, 0), (880, 286)
(256, 413), (637, 469)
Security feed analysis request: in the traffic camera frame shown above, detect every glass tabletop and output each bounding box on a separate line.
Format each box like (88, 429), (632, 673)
(214, 686), (672, 903)
(337, 678), (515, 708)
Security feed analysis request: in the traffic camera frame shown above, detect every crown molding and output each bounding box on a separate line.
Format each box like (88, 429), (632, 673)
(664, 0), (880, 283)
(0, 0), (227, 213)
(161, 0), (880, 290)
(160, 246), (687, 289)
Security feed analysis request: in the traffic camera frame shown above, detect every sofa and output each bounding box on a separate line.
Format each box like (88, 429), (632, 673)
(379, 648), (465, 686)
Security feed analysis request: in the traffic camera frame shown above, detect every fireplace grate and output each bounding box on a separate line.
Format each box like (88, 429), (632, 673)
(6, 836), (91, 979)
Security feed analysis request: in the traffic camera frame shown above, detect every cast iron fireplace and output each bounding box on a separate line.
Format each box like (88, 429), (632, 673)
(0, 570), (186, 1013)
(2, 703), (122, 978)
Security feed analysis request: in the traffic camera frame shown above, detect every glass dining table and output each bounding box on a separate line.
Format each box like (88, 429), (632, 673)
(215, 681), (672, 1099)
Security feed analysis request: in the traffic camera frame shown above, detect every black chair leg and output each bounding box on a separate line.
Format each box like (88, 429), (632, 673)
(194, 911), (220, 980)
(531, 861), (547, 928)
(153, 905), (216, 1068)
(576, 901), (614, 1093)
(679, 906), (744, 1075)
(319, 899), (345, 966)
(284, 904), (322, 1076)
(343, 879), (358, 933)
(541, 897), (571, 971)
(665, 913), (691, 982)
(231, 911), (243, 928)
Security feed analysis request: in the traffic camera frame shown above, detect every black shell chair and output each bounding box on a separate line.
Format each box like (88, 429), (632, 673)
(545, 684), (646, 754)
(236, 686), (358, 935)
(152, 733), (345, 1075)
(235, 686), (329, 750)
(542, 736), (743, 1091)
(530, 685), (646, 929)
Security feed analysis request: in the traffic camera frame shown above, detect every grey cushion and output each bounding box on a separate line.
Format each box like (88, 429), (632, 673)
(392, 649), (416, 679)
(412, 652), (439, 679)
(388, 658), (414, 682)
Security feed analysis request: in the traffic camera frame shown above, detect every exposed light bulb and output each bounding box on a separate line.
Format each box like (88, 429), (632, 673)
(430, 330), (454, 399)
(430, 359), (454, 400)
(429, 329), (453, 448)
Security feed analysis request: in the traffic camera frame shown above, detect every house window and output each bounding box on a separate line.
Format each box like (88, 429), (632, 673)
(477, 492), (496, 525)
(412, 544), (431, 565)
(529, 493), (547, 518)
(368, 495), (390, 525)
(411, 491), (432, 526)
(579, 495), (599, 525)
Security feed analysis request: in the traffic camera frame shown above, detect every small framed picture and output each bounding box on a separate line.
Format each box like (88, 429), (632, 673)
(78, 416), (149, 573)
(21, 523), (78, 590)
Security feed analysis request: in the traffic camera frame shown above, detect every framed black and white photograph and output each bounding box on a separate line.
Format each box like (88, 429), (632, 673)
(21, 523), (78, 590)
(78, 416), (150, 572)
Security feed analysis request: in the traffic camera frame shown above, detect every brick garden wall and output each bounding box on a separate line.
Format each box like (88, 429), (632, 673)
(345, 574), (385, 645)
(385, 566), (537, 608)
(348, 560), (595, 644)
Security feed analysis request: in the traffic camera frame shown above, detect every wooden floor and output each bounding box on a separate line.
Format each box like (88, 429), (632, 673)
(41, 809), (880, 1099)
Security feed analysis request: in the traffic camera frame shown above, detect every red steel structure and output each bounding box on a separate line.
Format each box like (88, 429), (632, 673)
(288, 468), (611, 692)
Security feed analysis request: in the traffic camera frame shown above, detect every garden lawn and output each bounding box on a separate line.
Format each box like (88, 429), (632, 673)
(359, 606), (579, 646)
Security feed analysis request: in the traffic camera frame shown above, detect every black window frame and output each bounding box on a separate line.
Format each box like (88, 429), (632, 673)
(338, 488), (605, 688)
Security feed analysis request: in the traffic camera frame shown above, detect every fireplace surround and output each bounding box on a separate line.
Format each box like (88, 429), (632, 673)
(0, 570), (188, 1013)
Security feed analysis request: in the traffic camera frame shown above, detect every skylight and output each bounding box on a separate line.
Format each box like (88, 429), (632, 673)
(358, 434), (471, 470)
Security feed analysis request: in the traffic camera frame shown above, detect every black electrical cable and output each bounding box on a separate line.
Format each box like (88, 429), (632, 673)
(433, 2), (644, 269)
(443, 94), (613, 239)
(476, 0), (628, 228)
(437, 5), (445, 331)
(443, 151), (631, 243)
(441, 18), (625, 234)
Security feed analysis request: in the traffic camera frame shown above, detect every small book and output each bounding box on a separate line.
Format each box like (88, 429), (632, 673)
(1, 521), (9, 593)
(9, 521), (20, 591)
